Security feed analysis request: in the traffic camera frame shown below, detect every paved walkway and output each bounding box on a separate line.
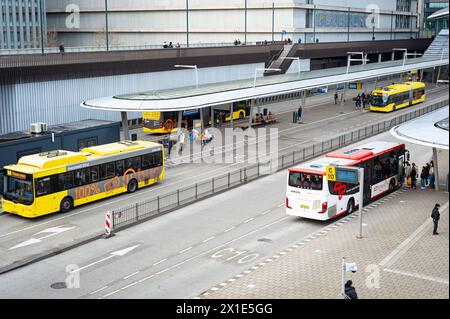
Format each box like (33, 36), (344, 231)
(199, 188), (449, 299)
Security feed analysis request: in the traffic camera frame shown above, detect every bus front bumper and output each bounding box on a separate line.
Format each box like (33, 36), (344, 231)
(1, 199), (37, 218)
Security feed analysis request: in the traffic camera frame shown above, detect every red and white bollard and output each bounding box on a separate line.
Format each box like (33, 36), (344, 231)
(105, 211), (113, 238)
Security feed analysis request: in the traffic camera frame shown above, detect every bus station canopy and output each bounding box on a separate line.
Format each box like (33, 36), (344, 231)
(82, 56), (449, 113)
(390, 106), (449, 150)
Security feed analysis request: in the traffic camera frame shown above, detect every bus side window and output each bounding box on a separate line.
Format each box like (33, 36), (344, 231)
(153, 152), (163, 167)
(35, 177), (51, 197)
(90, 166), (100, 183)
(101, 162), (115, 180)
(116, 160), (125, 176)
(74, 168), (90, 187)
(141, 153), (154, 170)
(126, 157), (141, 172)
(57, 172), (74, 191)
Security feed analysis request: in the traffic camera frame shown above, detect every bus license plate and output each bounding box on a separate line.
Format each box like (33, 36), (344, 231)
(300, 205), (310, 210)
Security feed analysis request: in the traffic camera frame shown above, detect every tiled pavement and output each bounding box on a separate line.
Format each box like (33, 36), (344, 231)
(199, 188), (449, 299)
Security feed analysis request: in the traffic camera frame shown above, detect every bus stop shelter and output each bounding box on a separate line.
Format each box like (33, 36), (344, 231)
(82, 55), (449, 140)
(391, 106), (449, 191)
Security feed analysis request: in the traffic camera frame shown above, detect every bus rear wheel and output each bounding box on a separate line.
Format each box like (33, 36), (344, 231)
(60, 197), (73, 214)
(389, 179), (396, 193)
(127, 179), (138, 193)
(347, 198), (355, 215)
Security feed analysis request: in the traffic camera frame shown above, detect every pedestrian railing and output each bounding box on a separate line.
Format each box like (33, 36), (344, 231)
(110, 99), (448, 232)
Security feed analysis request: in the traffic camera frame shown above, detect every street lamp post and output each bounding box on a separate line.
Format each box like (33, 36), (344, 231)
(186, 0), (189, 48)
(272, 1), (275, 43)
(244, 0), (247, 45)
(340, 258), (357, 299)
(175, 64), (199, 88)
(284, 57), (301, 77)
(105, 0), (109, 51)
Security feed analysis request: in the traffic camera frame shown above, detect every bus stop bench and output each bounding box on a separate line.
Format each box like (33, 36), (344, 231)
(237, 116), (277, 130)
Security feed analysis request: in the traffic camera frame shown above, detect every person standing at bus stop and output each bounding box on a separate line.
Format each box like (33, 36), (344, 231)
(431, 203), (441, 235)
(334, 92), (339, 105)
(410, 163), (418, 190)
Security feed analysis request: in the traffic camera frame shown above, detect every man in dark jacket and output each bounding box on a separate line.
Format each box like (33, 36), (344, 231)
(431, 204), (441, 235)
(345, 280), (358, 299)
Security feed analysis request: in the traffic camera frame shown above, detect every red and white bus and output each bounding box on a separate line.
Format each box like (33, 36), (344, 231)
(286, 141), (407, 221)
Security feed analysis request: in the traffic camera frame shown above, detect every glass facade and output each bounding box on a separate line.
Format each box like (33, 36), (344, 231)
(315, 10), (369, 29)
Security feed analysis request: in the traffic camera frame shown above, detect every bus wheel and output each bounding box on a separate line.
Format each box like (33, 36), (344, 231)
(389, 179), (396, 193)
(127, 179), (138, 193)
(60, 197), (73, 213)
(347, 198), (355, 215)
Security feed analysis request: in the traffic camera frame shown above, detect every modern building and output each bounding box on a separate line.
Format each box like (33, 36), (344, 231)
(0, 0), (46, 50)
(46, 0), (420, 48)
(423, 0), (448, 35)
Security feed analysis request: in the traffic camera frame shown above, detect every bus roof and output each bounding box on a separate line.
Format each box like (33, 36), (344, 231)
(289, 141), (403, 174)
(4, 140), (162, 173)
(373, 81), (425, 95)
(82, 140), (160, 157)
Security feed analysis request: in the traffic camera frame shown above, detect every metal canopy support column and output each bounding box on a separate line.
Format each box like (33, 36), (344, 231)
(211, 106), (215, 128)
(121, 111), (130, 141)
(436, 66), (441, 87)
(339, 83), (346, 114)
(230, 103), (234, 128)
(248, 99), (254, 129)
(433, 148), (440, 191)
(178, 111), (183, 131)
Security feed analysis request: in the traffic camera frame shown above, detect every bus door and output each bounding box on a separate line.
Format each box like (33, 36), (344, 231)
(360, 160), (373, 205)
(398, 153), (406, 185)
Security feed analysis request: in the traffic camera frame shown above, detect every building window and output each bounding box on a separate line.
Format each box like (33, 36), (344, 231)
(396, 0), (411, 12)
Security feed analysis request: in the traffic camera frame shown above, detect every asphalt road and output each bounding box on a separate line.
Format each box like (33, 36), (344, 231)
(0, 80), (447, 272)
(0, 130), (434, 299)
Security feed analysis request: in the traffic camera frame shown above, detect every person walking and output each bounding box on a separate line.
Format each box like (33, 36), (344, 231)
(431, 203), (441, 235)
(344, 280), (358, 299)
(410, 163), (418, 190)
(429, 161), (435, 189)
(420, 166), (428, 189)
(334, 92), (339, 105)
(178, 131), (186, 156)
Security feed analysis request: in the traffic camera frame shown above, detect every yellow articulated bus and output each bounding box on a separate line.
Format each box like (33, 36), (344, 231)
(2, 140), (164, 218)
(370, 81), (426, 113)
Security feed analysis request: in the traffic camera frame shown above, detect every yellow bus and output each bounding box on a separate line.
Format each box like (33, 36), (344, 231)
(2, 140), (164, 218)
(143, 102), (251, 134)
(370, 81), (426, 113)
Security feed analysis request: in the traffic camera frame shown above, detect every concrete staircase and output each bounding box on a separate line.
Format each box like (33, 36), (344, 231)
(423, 29), (449, 58)
(265, 44), (294, 75)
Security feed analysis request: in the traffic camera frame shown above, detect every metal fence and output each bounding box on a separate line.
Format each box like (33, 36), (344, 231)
(111, 100), (448, 231)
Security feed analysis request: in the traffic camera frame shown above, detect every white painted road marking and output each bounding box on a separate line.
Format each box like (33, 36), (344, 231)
(9, 225), (76, 250)
(72, 245), (140, 273)
(384, 268), (449, 285)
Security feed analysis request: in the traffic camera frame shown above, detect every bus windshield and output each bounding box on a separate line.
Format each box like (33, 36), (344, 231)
(3, 173), (34, 205)
(289, 172), (323, 191)
(371, 94), (389, 107)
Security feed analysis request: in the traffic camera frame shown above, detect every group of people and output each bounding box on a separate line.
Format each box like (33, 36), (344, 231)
(354, 93), (371, 110)
(405, 161), (435, 190)
(163, 129), (214, 157)
(163, 41), (181, 49)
